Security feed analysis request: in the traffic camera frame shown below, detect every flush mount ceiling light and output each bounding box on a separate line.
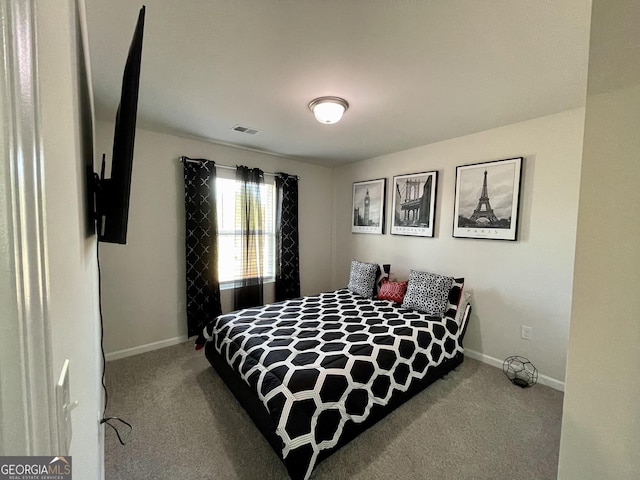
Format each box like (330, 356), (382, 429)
(308, 96), (349, 124)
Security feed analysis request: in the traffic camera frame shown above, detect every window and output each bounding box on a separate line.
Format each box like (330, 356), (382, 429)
(216, 174), (276, 285)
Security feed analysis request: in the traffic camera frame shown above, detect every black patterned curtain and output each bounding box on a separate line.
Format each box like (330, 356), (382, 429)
(275, 173), (300, 301)
(182, 157), (222, 337)
(233, 166), (265, 309)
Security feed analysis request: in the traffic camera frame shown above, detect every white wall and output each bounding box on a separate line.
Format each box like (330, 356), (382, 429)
(96, 123), (334, 356)
(36, 0), (103, 477)
(558, 1), (640, 477)
(332, 109), (585, 386)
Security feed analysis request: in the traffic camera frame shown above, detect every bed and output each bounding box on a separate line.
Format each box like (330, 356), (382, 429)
(199, 265), (471, 480)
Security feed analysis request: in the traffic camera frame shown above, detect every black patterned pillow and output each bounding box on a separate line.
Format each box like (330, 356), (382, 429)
(401, 270), (454, 317)
(444, 277), (465, 320)
(374, 263), (391, 295)
(347, 260), (379, 298)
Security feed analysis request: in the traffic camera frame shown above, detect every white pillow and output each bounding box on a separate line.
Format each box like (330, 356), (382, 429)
(455, 289), (472, 327)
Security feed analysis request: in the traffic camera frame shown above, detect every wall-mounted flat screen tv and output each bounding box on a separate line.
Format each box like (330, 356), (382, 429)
(94, 5), (145, 244)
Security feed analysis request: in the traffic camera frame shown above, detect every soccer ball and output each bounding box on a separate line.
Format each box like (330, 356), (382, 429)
(503, 356), (538, 388)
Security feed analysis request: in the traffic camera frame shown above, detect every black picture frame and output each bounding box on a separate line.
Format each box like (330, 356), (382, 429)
(390, 171), (438, 237)
(352, 178), (386, 234)
(453, 157), (523, 240)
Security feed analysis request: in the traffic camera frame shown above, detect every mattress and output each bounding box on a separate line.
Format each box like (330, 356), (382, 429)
(201, 289), (465, 479)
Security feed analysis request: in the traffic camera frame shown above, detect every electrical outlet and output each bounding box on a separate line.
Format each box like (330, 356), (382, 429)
(521, 325), (533, 341)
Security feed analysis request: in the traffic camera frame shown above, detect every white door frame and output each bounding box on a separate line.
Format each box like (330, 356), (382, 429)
(0, 0), (58, 455)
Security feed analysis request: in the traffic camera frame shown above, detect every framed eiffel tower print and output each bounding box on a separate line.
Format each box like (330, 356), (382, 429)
(453, 157), (523, 241)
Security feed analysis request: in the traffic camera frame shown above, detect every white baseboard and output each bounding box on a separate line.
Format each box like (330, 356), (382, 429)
(464, 348), (565, 392)
(104, 339), (565, 391)
(105, 335), (189, 362)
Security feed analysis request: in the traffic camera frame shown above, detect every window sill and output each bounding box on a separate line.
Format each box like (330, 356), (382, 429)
(219, 277), (275, 291)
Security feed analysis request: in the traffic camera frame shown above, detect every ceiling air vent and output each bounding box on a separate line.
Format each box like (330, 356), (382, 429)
(232, 124), (260, 135)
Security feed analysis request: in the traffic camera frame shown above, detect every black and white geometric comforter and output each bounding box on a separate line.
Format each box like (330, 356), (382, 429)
(201, 289), (463, 480)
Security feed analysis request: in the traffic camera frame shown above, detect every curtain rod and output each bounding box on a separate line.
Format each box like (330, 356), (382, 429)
(179, 156), (299, 180)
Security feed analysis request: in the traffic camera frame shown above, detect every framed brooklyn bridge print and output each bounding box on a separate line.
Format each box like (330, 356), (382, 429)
(453, 157), (523, 241)
(352, 178), (386, 234)
(391, 171), (438, 237)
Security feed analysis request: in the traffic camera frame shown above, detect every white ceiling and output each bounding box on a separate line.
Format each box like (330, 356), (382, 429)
(85, 0), (592, 167)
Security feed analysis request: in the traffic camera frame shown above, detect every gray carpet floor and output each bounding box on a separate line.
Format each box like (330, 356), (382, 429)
(104, 341), (563, 480)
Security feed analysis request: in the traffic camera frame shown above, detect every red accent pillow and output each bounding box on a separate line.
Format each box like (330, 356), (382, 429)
(376, 278), (408, 303)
